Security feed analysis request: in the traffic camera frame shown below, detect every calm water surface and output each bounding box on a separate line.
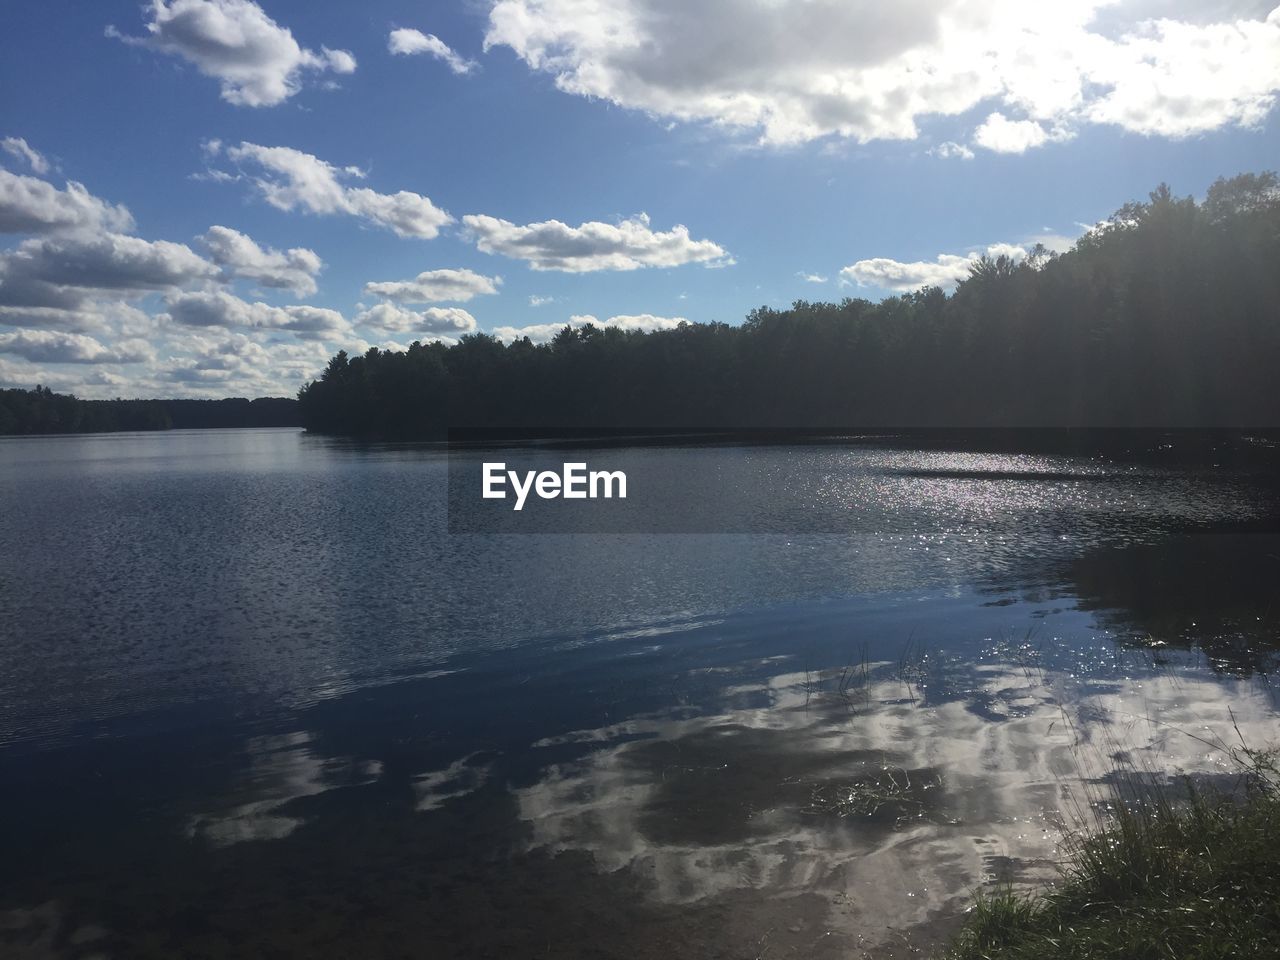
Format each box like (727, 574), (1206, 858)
(1, 428), (1278, 958)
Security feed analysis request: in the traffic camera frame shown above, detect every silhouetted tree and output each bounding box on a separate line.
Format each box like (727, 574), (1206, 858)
(0, 389), (301, 435)
(290, 171), (1280, 438)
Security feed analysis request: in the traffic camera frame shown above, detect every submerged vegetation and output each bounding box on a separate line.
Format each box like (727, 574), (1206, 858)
(943, 745), (1280, 960)
(300, 172), (1280, 437)
(0, 386), (300, 435)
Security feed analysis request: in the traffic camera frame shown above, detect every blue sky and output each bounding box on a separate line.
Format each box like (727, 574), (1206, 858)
(2, 0), (1279, 397)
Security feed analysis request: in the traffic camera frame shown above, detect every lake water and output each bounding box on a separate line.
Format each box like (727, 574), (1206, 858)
(1, 428), (1278, 958)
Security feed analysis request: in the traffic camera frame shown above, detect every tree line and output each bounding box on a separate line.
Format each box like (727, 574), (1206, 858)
(298, 173), (1280, 437)
(0, 387), (300, 435)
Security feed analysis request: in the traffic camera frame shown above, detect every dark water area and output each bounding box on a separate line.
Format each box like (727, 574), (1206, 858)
(1, 428), (1278, 958)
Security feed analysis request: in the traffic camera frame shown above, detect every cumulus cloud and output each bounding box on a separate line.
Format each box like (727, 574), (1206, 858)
(354, 303), (478, 336)
(484, 0), (1280, 149)
(930, 140), (975, 160)
(985, 241), (1031, 260)
(342, 187), (454, 240)
(201, 225), (322, 296)
(797, 272), (828, 283)
(164, 290), (350, 338)
(840, 242), (1028, 292)
(388, 28), (477, 75)
(151, 331), (343, 393)
(463, 212), (732, 272)
(0, 233), (216, 325)
(165, 337), (266, 382)
(972, 112), (1071, 153)
(363, 267), (499, 304)
(109, 0), (356, 107)
(492, 312), (686, 343)
(0, 300), (155, 339)
(1024, 231), (1078, 254)
(1084, 12), (1280, 136)
(0, 304), (110, 333)
(588, 313), (688, 333)
(490, 321), (572, 344)
(211, 142), (452, 239)
(0, 197), (332, 354)
(0, 329), (153, 364)
(1, 233), (215, 294)
(158, 331), (325, 386)
(0, 169), (134, 236)
(0, 165), (359, 397)
(2, 137), (50, 175)
(261, 304), (348, 337)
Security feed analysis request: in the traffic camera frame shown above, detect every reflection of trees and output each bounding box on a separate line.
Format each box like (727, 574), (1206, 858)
(1068, 534), (1280, 674)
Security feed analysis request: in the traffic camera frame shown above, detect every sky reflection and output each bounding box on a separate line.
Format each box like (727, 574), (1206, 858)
(512, 654), (1277, 938)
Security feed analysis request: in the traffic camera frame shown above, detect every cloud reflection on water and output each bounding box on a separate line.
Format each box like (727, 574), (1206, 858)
(186, 731), (382, 846)
(512, 656), (1277, 936)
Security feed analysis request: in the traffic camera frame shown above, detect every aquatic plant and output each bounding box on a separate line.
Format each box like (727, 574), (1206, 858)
(942, 732), (1280, 960)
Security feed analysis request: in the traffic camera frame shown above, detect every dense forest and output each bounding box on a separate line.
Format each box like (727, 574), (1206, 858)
(299, 173), (1280, 437)
(0, 387), (300, 435)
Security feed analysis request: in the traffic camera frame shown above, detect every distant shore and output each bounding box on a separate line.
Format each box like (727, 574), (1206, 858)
(297, 174), (1280, 441)
(0, 386), (300, 435)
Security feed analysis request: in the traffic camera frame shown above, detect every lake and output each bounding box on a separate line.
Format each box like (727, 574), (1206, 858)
(1, 428), (1278, 958)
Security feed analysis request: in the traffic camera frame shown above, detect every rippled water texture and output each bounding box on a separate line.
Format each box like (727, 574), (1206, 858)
(1, 429), (1277, 958)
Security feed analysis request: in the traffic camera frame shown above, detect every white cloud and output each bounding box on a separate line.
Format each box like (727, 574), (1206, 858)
(213, 142), (452, 239)
(984, 241), (1030, 261)
(529, 294), (555, 306)
(190, 166), (239, 184)
(484, 0), (1280, 149)
(0, 234), (216, 321)
(840, 242), (1028, 292)
(109, 0), (356, 107)
(167, 331), (358, 393)
(0, 165), (363, 398)
(972, 112), (1070, 153)
(0, 169), (134, 236)
(201, 225), (322, 296)
(2, 137), (50, 175)
(491, 312), (686, 343)
(1085, 12), (1280, 136)
(0, 338), (336, 397)
(463, 212), (732, 272)
(0, 329), (153, 364)
(164, 290), (350, 338)
(156, 331), (340, 390)
(343, 187), (454, 240)
(841, 254), (977, 292)
(1, 233), (215, 294)
(363, 267), (500, 304)
(324, 49), (357, 73)
(490, 321), (570, 344)
(264, 304), (348, 337)
(1024, 232), (1077, 254)
(796, 272), (827, 283)
(589, 313), (687, 333)
(388, 28), (477, 75)
(164, 333), (270, 381)
(354, 303), (478, 336)
(930, 140), (975, 160)
(0, 305), (111, 333)
(0, 301), (154, 338)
